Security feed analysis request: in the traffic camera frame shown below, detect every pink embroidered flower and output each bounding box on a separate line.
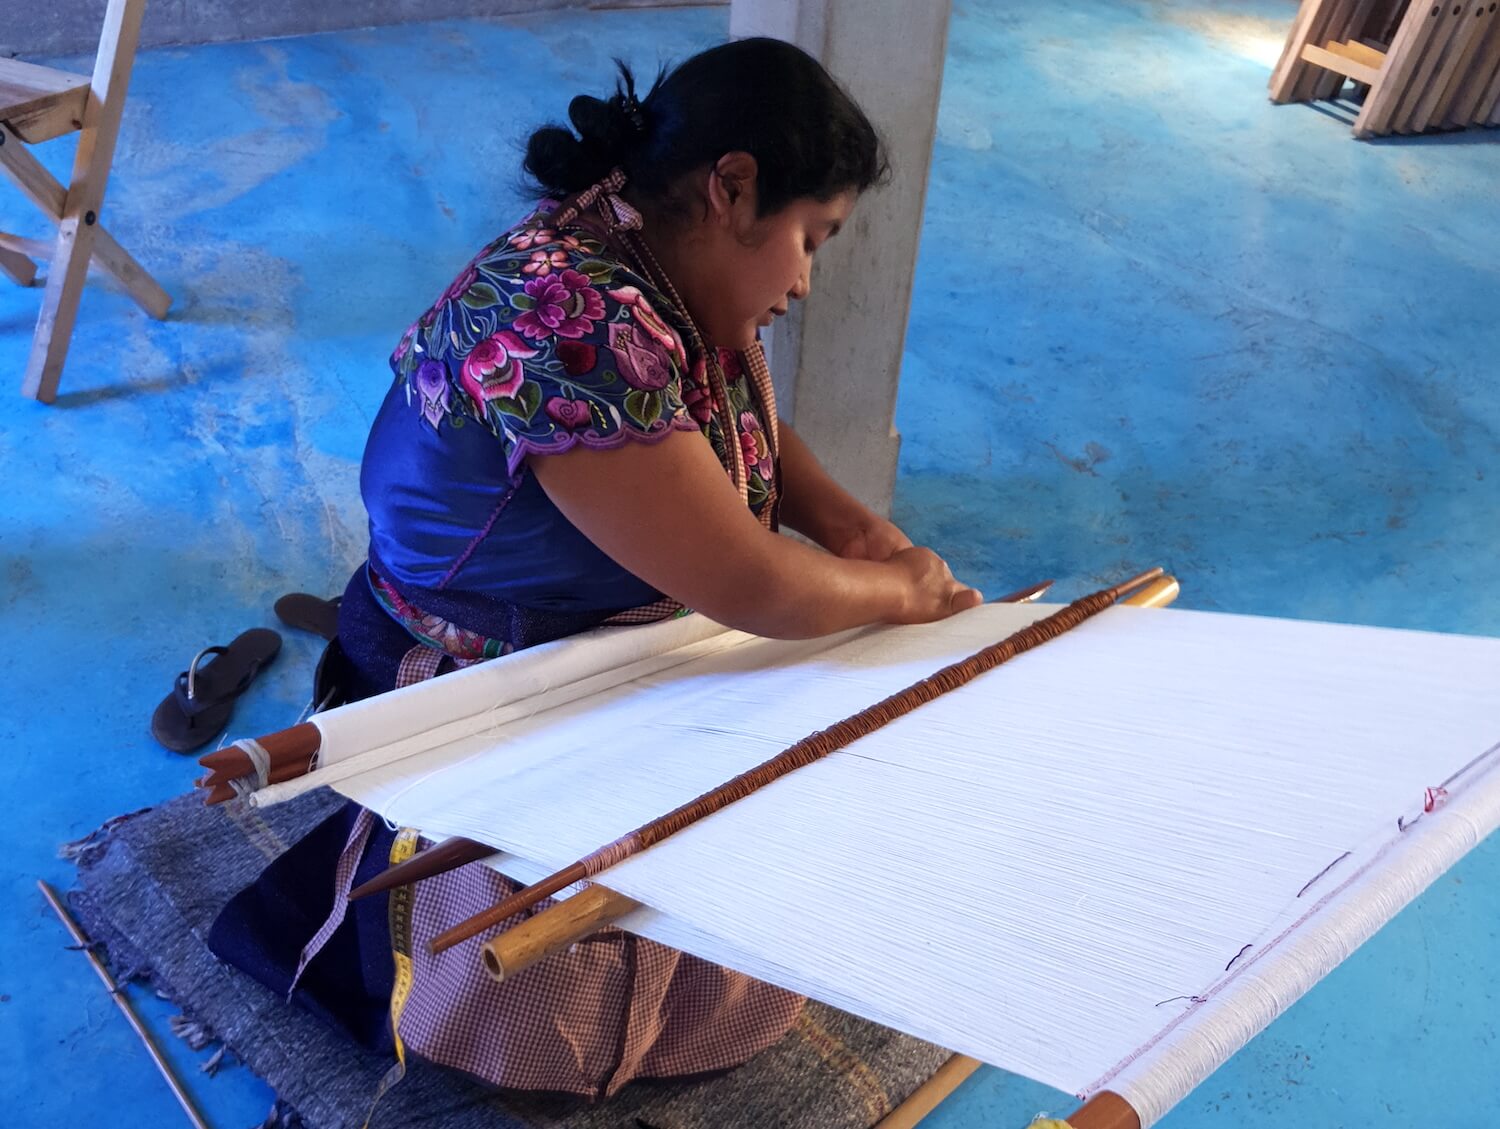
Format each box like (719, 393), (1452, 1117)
(414, 360), (450, 429)
(509, 226), (554, 250)
(607, 285), (688, 368)
(514, 270), (606, 340)
(545, 396), (593, 431)
(523, 250), (572, 276)
(608, 321), (674, 391)
(739, 410), (769, 469)
(441, 261), (479, 304)
(716, 347), (744, 382)
(460, 331), (540, 407)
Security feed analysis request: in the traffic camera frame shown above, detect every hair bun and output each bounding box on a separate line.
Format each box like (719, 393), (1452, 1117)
(524, 41), (884, 208)
(524, 62), (656, 197)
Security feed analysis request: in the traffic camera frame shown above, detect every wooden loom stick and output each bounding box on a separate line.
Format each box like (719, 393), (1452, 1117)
(354, 580), (1062, 902)
(474, 573), (1180, 982)
(431, 568), (1165, 955)
(992, 578), (1055, 604)
(350, 835), (497, 900)
(872, 1055), (984, 1128)
(37, 881), (211, 1129)
(1067, 1090), (1143, 1129)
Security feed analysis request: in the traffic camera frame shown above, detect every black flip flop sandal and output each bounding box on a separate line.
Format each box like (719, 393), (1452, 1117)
(151, 628), (283, 753)
(273, 593), (342, 642)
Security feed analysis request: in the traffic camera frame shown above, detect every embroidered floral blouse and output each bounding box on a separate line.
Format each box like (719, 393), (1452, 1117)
(361, 209), (776, 615)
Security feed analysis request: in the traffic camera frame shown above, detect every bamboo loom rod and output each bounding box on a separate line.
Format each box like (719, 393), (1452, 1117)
(481, 883), (640, 982)
(38, 881), (211, 1129)
(350, 578), (1060, 902)
(475, 573), (1180, 983)
(432, 568), (1166, 955)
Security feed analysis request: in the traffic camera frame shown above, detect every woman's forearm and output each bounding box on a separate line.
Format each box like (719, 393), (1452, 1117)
(530, 433), (977, 639)
(775, 423), (881, 552)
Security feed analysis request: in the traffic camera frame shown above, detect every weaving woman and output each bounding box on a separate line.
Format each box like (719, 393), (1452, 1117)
(210, 37), (981, 1100)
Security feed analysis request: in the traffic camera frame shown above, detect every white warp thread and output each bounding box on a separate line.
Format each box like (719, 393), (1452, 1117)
(1105, 746), (1500, 1125)
(251, 613), (746, 808)
(300, 604), (1500, 1116)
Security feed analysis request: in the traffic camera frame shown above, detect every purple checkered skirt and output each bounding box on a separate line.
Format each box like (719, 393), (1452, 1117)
(306, 567), (804, 1098)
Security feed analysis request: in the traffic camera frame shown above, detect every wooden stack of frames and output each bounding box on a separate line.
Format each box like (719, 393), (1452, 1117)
(1271, 0), (1500, 136)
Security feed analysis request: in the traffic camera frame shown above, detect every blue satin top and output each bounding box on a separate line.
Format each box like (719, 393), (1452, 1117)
(361, 209), (776, 619)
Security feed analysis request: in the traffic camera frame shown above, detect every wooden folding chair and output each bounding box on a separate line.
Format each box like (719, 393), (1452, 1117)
(0, 0), (170, 403)
(1270, 0), (1500, 137)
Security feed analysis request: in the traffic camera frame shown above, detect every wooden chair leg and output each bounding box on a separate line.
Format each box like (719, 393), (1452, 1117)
(0, 245), (37, 286)
(93, 228), (170, 319)
(0, 130), (168, 319)
(22, 215), (100, 403)
(19, 0), (149, 401)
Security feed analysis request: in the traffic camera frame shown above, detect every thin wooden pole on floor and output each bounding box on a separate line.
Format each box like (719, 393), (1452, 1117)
(37, 879), (211, 1129)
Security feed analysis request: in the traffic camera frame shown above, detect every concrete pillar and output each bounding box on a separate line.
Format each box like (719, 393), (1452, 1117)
(731, 0), (951, 518)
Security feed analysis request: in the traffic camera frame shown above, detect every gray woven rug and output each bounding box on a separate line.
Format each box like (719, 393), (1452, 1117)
(69, 789), (951, 1129)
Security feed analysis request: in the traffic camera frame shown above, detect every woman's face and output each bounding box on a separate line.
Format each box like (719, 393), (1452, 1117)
(657, 156), (857, 351)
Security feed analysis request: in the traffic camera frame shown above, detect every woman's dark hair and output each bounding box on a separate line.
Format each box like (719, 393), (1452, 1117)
(523, 38), (888, 218)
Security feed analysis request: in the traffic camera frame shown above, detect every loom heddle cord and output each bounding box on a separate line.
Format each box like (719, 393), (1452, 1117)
(430, 574), (1154, 954)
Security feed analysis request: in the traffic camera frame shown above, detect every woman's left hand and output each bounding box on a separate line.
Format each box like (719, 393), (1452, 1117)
(832, 516), (914, 563)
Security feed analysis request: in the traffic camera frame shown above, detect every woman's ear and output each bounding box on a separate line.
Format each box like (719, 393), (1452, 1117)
(707, 151), (760, 224)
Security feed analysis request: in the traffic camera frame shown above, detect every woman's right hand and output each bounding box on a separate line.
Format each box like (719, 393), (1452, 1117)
(885, 547), (984, 624)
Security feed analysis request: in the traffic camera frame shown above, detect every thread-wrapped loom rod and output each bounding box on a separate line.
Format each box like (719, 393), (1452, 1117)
(430, 568), (1165, 955)
(196, 722), (321, 805)
(347, 578), (1059, 900)
(467, 573), (1179, 982)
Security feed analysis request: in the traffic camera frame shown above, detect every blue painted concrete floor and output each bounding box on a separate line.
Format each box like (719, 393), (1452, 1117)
(2, 0), (1497, 1125)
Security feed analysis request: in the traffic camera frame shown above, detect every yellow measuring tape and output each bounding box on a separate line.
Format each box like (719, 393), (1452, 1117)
(363, 827), (422, 1129)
